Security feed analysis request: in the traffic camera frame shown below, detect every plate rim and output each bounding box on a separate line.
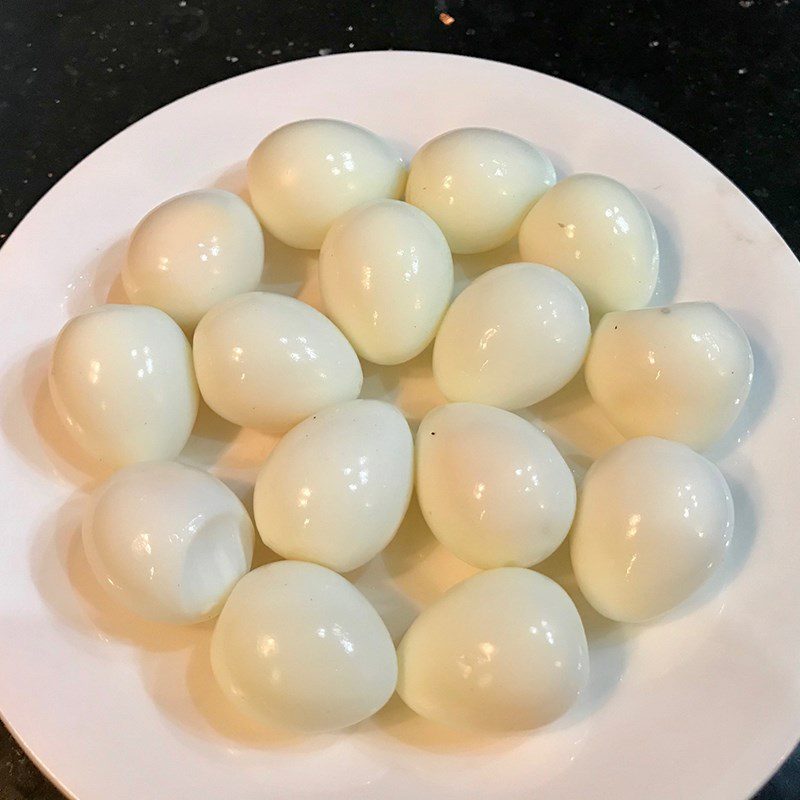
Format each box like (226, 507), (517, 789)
(1, 49), (798, 800)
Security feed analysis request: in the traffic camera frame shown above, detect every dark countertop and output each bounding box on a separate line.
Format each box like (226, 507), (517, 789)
(0, 1), (798, 798)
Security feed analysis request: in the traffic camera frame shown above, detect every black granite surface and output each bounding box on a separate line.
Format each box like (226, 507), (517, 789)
(0, 1), (798, 798)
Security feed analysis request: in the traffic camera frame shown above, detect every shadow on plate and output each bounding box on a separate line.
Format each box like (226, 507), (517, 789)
(29, 494), (200, 652)
(367, 692), (527, 755)
(637, 191), (682, 308)
(140, 628), (332, 751)
(452, 238), (521, 294)
(359, 345), (447, 433)
(61, 237), (130, 318)
(706, 310), (776, 462)
(0, 344), (109, 490)
(347, 494), (444, 645)
(213, 163), (323, 311)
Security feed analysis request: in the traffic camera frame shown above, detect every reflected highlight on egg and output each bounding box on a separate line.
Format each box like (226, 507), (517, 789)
(49, 304), (199, 466)
(254, 400), (413, 572)
(433, 262), (590, 408)
(416, 403), (576, 568)
(405, 127), (556, 254)
(192, 291), (363, 432)
(82, 461), (254, 623)
(585, 302), (754, 450)
(571, 437), (734, 623)
(519, 173), (659, 316)
(211, 561), (397, 732)
(397, 568), (589, 731)
(248, 119), (407, 249)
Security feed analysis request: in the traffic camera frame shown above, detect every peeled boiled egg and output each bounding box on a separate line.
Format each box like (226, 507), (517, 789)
(570, 437), (734, 623)
(433, 262), (590, 408)
(247, 119), (407, 250)
(397, 568), (589, 731)
(318, 199), (453, 365)
(123, 189), (265, 330)
(405, 127), (556, 254)
(254, 400), (413, 572)
(416, 403), (575, 569)
(585, 302), (754, 451)
(49, 304), (199, 466)
(83, 461), (254, 624)
(211, 560), (397, 732)
(518, 173), (659, 316)
(192, 292), (363, 432)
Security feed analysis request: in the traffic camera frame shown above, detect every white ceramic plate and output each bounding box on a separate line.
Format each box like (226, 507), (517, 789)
(1, 51), (798, 800)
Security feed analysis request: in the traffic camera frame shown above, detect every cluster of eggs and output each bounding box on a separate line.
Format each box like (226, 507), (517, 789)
(49, 119), (753, 735)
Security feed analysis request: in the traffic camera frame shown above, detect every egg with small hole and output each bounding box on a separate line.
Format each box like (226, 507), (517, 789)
(82, 461), (254, 624)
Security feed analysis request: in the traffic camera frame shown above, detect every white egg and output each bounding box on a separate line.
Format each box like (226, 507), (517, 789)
(247, 119), (407, 250)
(570, 437), (734, 623)
(585, 302), (754, 451)
(83, 461), (254, 624)
(405, 127), (556, 254)
(254, 400), (413, 572)
(211, 561), (397, 732)
(123, 189), (265, 330)
(49, 304), (199, 466)
(416, 403), (575, 569)
(318, 200), (453, 365)
(192, 292), (363, 432)
(518, 173), (659, 316)
(397, 568), (589, 731)
(433, 262), (590, 408)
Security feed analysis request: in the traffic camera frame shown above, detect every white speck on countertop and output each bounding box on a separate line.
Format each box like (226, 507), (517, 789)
(348, 42), (355, 48)
(739, 0), (754, 6)
(738, 66), (748, 74)
(649, 40), (660, 47)
(225, 55), (239, 62)
(347, 24), (353, 31)
(318, 47), (332, 55)
(271, 48), (281, 54)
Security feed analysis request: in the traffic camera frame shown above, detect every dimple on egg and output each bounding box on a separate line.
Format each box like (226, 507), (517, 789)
(123, 189), (265, 330)
(254, 400), (414, 573)
(433, 262), (590, 408)
(211, 561), (397, 733)
(192, 292), (363, 432)
(518, 173), (659, 316)
(318, 199), (453, 365)
(397, 568), (589, 731)
(416, 403), (576, 569)
(49, 304), (199, 466)
(82, 461), (254, 624)
(247, 119), (407, 250)
(585, 302), (754, 451)
(570, 437), (734, 623)
(405, 127), (556, 254)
